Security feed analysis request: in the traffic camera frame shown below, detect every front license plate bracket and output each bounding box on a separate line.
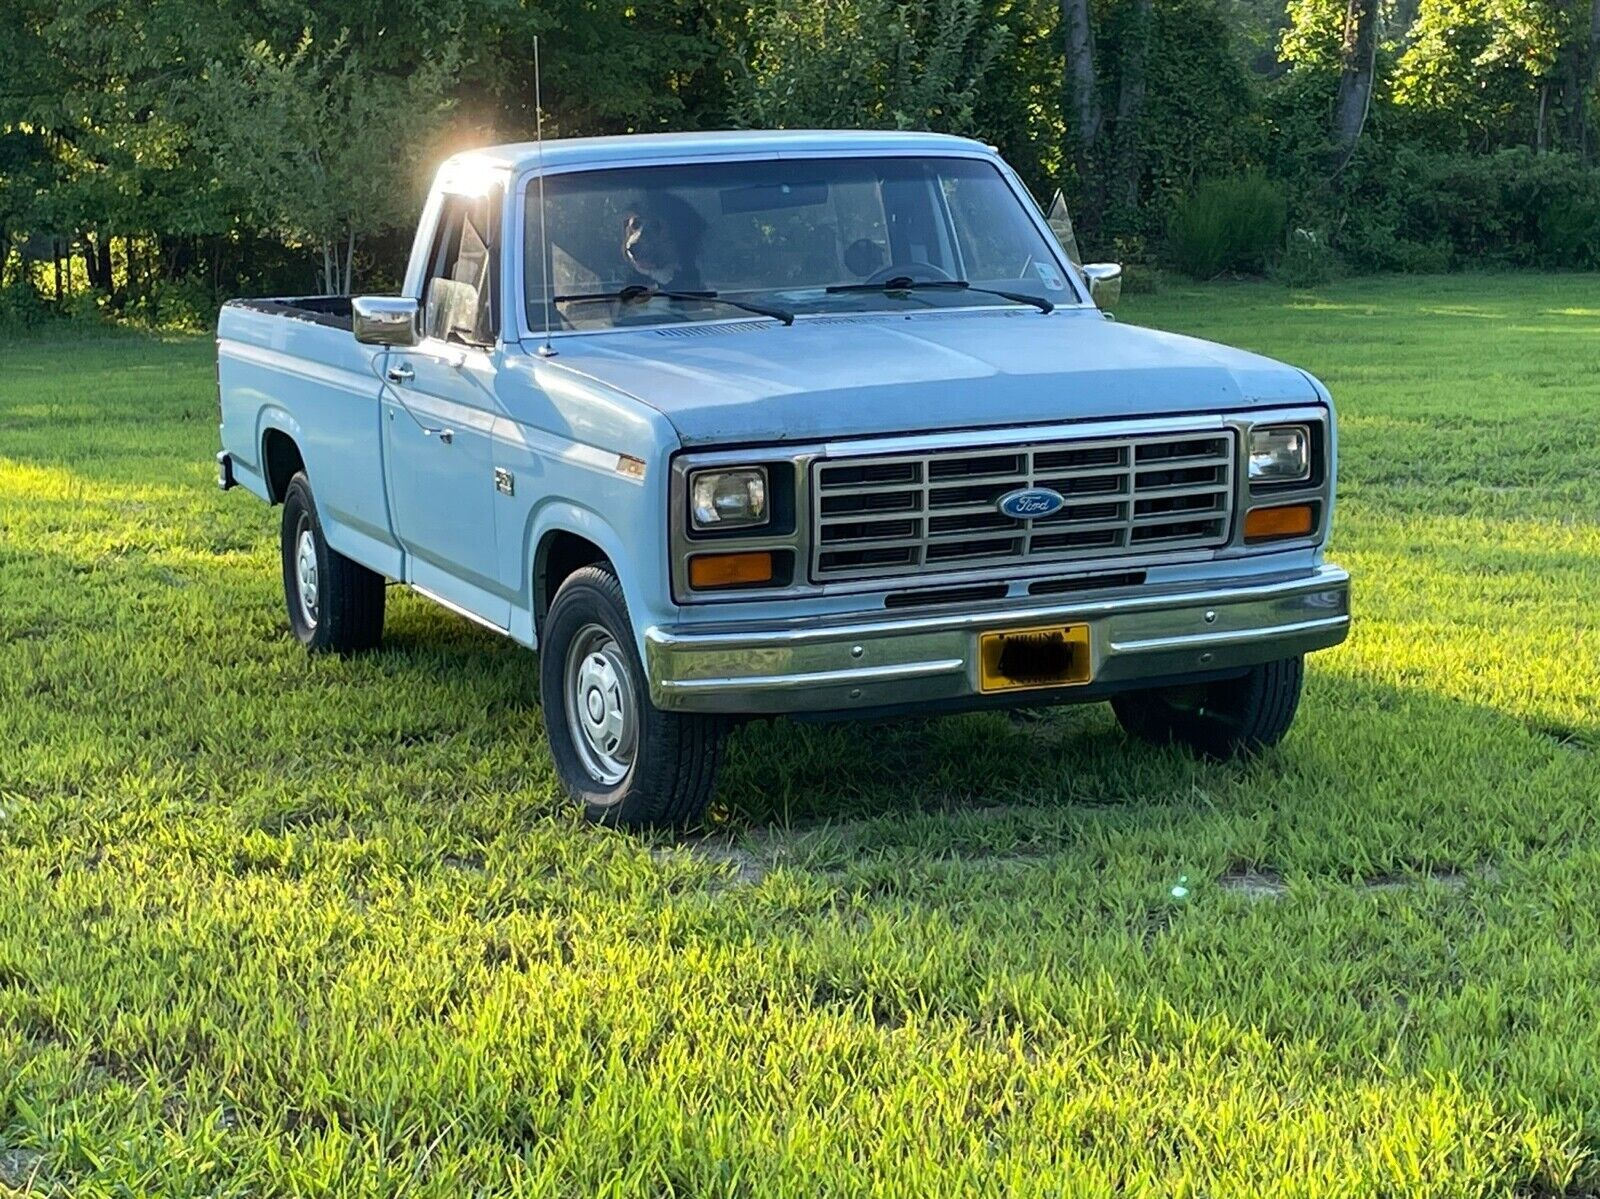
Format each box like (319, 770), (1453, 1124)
(978, 624), (1093, 693)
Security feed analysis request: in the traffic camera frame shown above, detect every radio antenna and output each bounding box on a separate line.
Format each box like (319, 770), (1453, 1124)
(533, 35), (556, 358)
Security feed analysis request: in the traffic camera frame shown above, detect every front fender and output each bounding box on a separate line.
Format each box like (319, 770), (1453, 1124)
(522, 499), (677, 658)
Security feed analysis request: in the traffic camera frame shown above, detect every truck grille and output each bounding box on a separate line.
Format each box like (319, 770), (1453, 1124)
(811, 430), (1235, 581)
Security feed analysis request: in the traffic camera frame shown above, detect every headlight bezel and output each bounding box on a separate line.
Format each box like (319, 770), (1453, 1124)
(1247, 423), (1312, 485)
(688, 466), (771, 532)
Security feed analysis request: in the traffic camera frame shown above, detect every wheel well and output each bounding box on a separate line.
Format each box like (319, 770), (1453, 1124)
(535, 531), (612, 633)
(261, 429), (305, 504)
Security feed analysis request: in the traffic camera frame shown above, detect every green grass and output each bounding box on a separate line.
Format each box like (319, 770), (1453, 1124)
(2, 273), (1598, 1196)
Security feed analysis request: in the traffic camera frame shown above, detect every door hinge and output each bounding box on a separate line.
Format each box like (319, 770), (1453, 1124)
(494, 467), (515, 496)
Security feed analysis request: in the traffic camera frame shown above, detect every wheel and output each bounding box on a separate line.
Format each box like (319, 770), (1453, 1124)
(1111, 656), (1304, 758)
(539, 566), (724, 828)
(280, 472), (385, 654)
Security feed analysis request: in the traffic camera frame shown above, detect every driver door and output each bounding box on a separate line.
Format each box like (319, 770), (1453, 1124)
(383, 188), (512, 627)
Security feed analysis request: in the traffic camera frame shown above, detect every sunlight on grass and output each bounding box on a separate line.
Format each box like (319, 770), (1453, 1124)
(2, 275), (1599, 1195)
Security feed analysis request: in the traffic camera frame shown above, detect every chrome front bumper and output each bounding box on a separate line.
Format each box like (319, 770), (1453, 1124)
(645, 565), (1351, 715)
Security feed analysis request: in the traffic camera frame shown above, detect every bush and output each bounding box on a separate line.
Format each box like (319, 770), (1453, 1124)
(1166, 175), (1287, 278)
(0, 275), (52, 330)
(1333, 147), (1600, 271)
(1277, 227), (1340, 287)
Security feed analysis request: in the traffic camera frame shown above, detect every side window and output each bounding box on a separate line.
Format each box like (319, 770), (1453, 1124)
(422, 191), (498, 346)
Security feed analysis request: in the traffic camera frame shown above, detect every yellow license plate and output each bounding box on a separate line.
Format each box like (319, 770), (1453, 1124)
(978, 623), (1093, 693)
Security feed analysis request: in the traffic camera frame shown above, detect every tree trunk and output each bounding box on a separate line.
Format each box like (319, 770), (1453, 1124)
(1332, 0), (1379, 169)
(1393, 0), (1422, 42)
(1113, 0), (1153, 214)
(84, 233), (111, 292)
(1062, 0), (1102, 227)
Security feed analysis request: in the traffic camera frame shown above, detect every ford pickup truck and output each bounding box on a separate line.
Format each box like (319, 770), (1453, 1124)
(216, 130), (1350, 828)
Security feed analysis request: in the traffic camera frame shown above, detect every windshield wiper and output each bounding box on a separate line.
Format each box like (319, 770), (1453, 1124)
(552, 284), (794, 326)
(825, 276), (1054, 314)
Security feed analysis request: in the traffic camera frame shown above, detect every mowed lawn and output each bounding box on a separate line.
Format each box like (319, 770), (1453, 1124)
(2, 274), (1599, 1197)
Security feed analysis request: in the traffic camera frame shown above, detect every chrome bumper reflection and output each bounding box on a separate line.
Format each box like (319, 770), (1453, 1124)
(645, 565), (1350, 714)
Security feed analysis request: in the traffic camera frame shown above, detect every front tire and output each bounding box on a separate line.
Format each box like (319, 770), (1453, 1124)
(280, 473), (386, 654)
(1111, 656), (1304, 758)
(540, 566), (724, 828)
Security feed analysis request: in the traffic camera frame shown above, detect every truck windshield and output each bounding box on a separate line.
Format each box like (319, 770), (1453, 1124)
(524, 156), (1075, 334)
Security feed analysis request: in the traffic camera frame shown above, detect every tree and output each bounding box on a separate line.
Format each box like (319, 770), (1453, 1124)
(195, 34), (460, 294)
(731, 0), (1009, 133)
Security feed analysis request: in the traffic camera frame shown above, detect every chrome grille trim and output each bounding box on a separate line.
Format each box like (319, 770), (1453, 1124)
(811, 430), (1236, 581)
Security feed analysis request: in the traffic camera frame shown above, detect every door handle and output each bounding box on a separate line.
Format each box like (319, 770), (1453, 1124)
(425, 427), (454, 445)
(386, 363), (415, 384)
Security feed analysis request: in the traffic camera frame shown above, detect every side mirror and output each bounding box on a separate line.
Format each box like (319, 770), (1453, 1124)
(1082, 263), (1122, 312)
(352, 296), (420, 347)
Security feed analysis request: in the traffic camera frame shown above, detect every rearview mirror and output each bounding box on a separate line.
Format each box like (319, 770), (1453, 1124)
(1082, 263), (1122, 313)
(352, 296), (420, 347)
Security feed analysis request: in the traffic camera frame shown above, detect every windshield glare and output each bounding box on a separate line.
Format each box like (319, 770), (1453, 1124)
(525, 156), (1075, 332)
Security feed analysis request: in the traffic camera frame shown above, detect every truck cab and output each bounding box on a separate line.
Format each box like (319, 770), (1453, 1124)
(217, 130), (1350, 827)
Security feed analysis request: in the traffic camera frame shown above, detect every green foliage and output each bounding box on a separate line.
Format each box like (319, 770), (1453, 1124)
(1336, 147), (1600, 271)
(1132, 0), (1265, 226)
(5, 0), (1600, 320)
(732, 0), (1010, 133)
(194, 33), (462, 293)
(0, 273), (50, 330)
(1167, 174), (1288, 277)
(1393, 0), (1570, 151)
(1277, 226), (1340, 285)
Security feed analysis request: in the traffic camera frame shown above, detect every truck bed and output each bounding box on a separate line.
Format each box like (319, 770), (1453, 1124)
(224, 295), (356, 331)
(216, 296), (403, 578)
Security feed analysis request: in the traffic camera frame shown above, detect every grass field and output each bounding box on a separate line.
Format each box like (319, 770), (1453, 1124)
(2, 274), (1599, 1197)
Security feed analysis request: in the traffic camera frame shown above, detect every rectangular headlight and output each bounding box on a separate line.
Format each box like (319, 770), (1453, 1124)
(1248, 425), (1311, 483)
(689, 467), (769, 530)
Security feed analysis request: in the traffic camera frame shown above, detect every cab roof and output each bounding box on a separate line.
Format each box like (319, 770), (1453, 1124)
(446, 129), (996, 177)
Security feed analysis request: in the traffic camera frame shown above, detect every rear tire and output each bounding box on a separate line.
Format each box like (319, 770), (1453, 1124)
(280, 473), (386, 654)
(1111, 656), (1304, 758)
(540, 566), (724, 828)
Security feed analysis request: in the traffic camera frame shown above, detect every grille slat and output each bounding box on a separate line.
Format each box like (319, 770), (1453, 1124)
(812, 429), (1234, 581)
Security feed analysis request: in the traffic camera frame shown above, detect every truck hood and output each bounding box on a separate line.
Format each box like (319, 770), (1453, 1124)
(545, 308), (1318, 447)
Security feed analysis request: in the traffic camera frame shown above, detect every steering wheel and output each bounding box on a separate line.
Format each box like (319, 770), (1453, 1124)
(864, 261), (956, 286)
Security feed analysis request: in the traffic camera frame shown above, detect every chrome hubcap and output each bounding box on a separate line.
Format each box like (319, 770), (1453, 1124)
(564, 624), (637, 786)
(295, 525), (319, 626)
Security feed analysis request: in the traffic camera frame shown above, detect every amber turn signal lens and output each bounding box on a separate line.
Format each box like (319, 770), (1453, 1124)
(688, 551), (774, 589)
(1244, 503), (1314, 542)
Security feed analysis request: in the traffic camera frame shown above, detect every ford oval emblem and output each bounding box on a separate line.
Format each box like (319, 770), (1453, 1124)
(998, 487), (1066, 520)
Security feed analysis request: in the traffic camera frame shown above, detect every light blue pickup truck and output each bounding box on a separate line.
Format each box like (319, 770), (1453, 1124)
(217, 129), (1350, 827)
